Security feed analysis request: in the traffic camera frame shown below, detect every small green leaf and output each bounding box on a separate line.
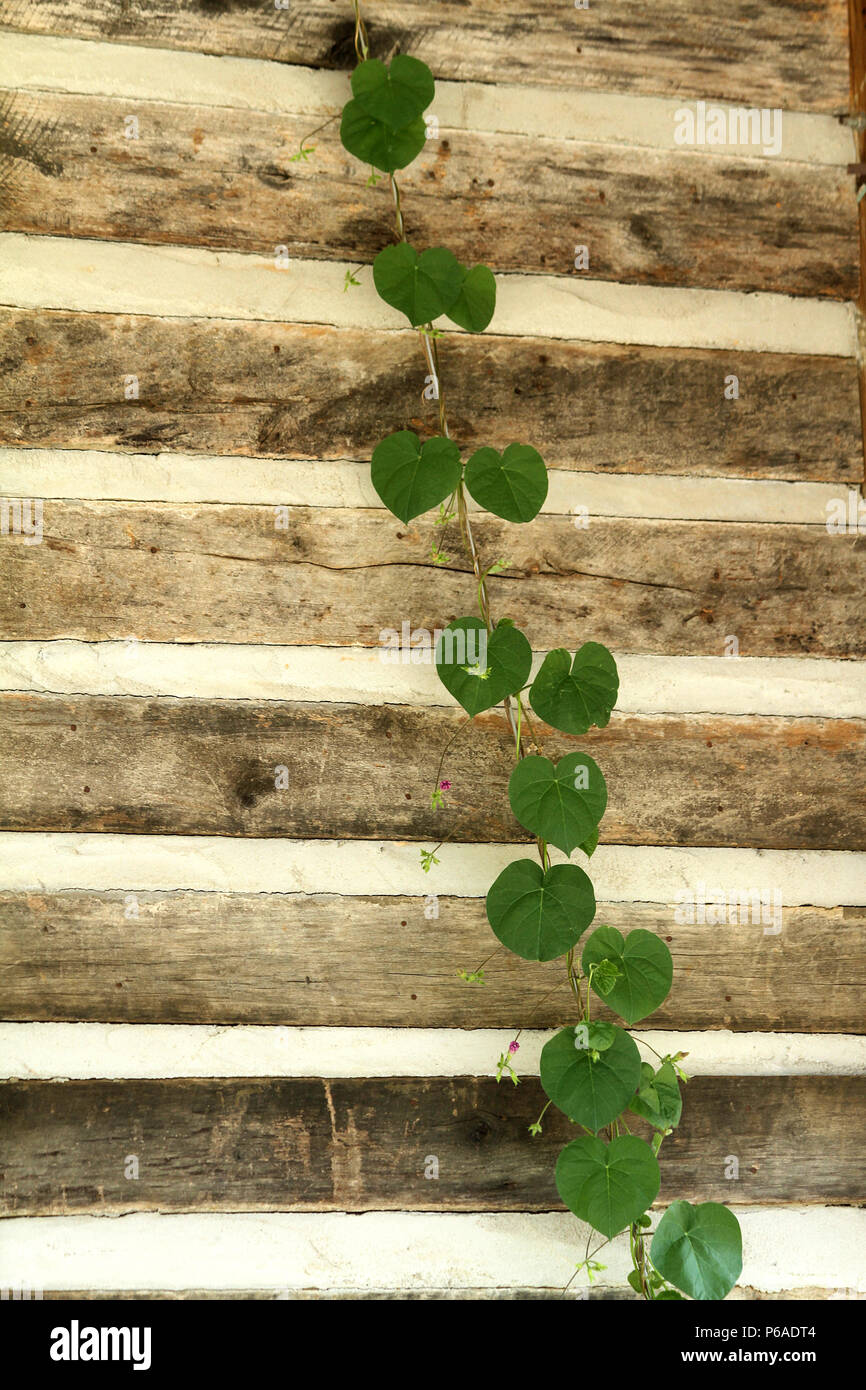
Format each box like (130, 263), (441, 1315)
(486, 859), (596, 963)
(655, 1290), (685, 1300)
(573, 1020), (617, 1053)
(650, 1201), (743, 1301)
(638, 1213), (653, 1229)
(582, 925), (673, 1024)
(464, 443), (548, 523)
(627, 1269), (644, 1293)
(370, 430), (462, 523)
(629, 1060), (682, 1131)
(508, 752), (607, 857)
(373, 243), (463, 326)
(435, 617), (531, 716)
(529, 643), (619, 736)
(556, 1135), (660, 1239)
(589, 958), (620, 996)
(446, 263), (497, 333)
(351, 55), (434, 129)
(540, 1024), (641, 1132)
(340, 101), (426, 173)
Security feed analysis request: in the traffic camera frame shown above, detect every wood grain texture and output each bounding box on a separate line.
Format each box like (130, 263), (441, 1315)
(1, 893), (863, 1032)
(35, 1287), (848, 1300)
(1, 1075), (862, 1214)
(850, 0), (866, 310)
(0, 0), (849, 111)
(0, 696), (862, 848)
(0, 90), (856, 299)
(849, 0), (866, 483)
(2, 500), (863, 657)
(1, 310), (860, 483)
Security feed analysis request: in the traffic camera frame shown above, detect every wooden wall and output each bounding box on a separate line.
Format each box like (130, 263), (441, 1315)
(0, 0), (864, 1298)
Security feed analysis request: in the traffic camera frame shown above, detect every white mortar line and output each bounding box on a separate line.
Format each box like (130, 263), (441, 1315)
(1, 643), (863, 718)
(0, 31), (852, 165)
(0, 448), (854, 521)
(0, 235), (855, 356)
(0, 835), (861, 905)
(1, 1210), (863, 1293)
(1, 1023), (863, 1081)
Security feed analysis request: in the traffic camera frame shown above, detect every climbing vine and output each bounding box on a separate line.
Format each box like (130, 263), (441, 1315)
(334, 1), (743, 1301)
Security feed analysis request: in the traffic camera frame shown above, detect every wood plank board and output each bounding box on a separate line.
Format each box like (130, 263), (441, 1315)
(33, 1286), (847, 1300)
(0, 90), (856, 298)
(1, 310), (860, 483)
(3, 309), (861, 483)
(1, 892), (862, 1032)
(1, 1075), (862, 1214)
(2, 501), (864, 657)
(848, 0), (866, 481)
(0, 696), (862, 848)
(0, 0), (849, 111)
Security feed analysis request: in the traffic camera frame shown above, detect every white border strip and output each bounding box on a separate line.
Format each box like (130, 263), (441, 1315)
(2, 642), (864, 718)
(0, 448), (852, 522)
(2, 1209), (863, 1293)
(0, 32), (852, 165)
(0, 235), (854, 355)
(2, 1023), (863, 1081)
(0, 835), (862, 905)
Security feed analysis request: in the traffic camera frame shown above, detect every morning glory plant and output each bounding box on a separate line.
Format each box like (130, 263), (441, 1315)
(332, 0), (743, 1301)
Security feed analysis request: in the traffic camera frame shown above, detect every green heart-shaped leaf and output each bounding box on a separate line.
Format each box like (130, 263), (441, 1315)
(529, 643), (619, 736)
(351, 55), (434, 129)
(464, 443), (548, 523)
(629, 1060), (682, 1131)
(446, 263), (497, 333)
(650, 1201), (743, 1301)
(556, 1134), (660, 1238)
(340, 100), (426, 172)
(573, 1020), (617, 1053)
(582, 925), (673, 1024)
(485, 859), (596, 962)
(373, 243), (463, 326)
(579, 827), (600, 858)
(540, 1024), (641, 1132)
(508, 752), (607, 857)
(435, 617), (531, 716)
(370, 430), (461, 523)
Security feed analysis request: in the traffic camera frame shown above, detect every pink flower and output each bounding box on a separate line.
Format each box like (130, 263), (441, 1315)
(509, 1040), (520, 1054)
(439, 780), (452, 791)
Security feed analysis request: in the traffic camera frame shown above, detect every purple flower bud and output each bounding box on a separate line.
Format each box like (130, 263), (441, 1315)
(508, 1040), (519, 1054)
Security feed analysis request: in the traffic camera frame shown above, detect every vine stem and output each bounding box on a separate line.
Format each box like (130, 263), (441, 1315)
(430, 711), (475, 800)
(342, 0), (523, 761)
(381, 134), (526, 758)
(351, 0), (370, 60)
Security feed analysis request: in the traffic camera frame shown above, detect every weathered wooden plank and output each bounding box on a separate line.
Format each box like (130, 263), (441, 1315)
(1, 1075), (861, 1214)
(2, 310), (860, 481)
(2, 500), (863, 657)
(0, 90), (856, 299)
(1, 892), (862, 1032)
(0, 695), (862, 848)
(34, 1286), (845, 1300)
(0, 696), (862, 848)
(1, 310), (860, 483)
(850, 0), (866, 306)
(848, 0), (866, 481)
(0, 0), (849, 112)
(36, 1288), (638, 1300)
(1, 310), (858, 483)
